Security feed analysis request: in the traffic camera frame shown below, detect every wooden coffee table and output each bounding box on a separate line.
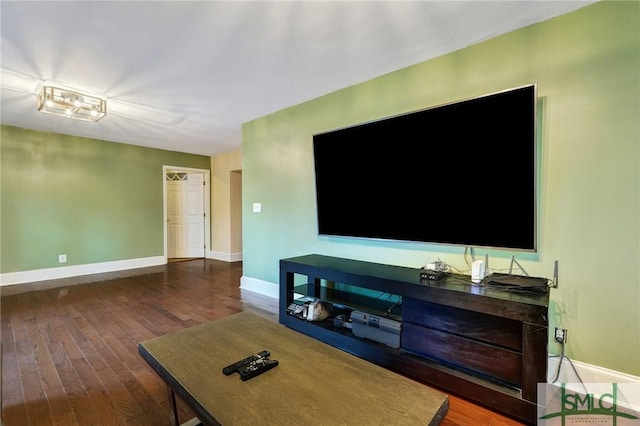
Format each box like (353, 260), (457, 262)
(139, 311), (448, 425)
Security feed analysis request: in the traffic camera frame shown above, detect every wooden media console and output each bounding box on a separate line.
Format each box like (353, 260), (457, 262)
(279, 254), (549, 424)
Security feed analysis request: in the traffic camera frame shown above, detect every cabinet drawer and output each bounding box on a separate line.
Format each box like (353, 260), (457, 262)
(403, 297), (522, 351)
(401, 322), (522, 386)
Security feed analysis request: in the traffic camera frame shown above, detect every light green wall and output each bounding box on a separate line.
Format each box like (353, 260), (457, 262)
(0, 125), (210, 272)
(242, 1), (639, 376)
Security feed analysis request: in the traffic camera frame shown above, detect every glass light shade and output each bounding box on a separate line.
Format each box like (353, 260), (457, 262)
(37, 85), (106, 122)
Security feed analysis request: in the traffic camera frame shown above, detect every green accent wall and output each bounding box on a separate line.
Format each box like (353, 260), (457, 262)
(242, 1), (639, 375)
(0, 125), (210, 272)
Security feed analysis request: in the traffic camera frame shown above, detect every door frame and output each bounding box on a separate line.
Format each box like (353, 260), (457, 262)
(162, 165), (211, 262)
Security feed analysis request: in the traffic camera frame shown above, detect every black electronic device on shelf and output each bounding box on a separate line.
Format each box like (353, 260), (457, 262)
(420, 270), (446, 281)
(484, 272), (549, 294)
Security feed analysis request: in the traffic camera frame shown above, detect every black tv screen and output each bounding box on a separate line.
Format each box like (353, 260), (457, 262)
(313, 84), (537, 252)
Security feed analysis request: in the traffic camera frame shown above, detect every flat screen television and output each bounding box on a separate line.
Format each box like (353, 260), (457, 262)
(312, 83), (538, 252)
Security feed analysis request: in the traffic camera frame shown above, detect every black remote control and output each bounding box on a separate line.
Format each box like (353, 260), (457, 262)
(238, 358), (279, 381)
(222, 350), (270, 375)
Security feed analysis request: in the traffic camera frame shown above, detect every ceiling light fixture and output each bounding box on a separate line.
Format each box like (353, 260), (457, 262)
(37, 85), (107, 122)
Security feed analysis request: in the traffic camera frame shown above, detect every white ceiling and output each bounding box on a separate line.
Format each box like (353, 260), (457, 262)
(1, 1), (595, 157)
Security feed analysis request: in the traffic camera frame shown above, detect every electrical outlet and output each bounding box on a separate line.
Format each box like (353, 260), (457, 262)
(58, 254), (67, 263)
(554, 327), (567, 344)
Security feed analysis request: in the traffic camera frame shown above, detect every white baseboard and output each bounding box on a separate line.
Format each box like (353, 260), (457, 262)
(207, 250), (242, 262)
(547, 356), (640, 413)
(548, 355), (640, 385)
(239, 275), (279, 299)
(0, 256), (166, 286)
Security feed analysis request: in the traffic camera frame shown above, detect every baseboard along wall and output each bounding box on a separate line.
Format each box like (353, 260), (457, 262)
(0, 256), (166, 287)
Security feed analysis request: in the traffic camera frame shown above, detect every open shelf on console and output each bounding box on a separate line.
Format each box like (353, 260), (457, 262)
(292, 283), (401, 320)
(284, 311), (402, 350)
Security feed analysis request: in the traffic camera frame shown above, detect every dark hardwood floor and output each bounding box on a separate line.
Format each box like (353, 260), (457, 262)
(1, 259), (524, 425)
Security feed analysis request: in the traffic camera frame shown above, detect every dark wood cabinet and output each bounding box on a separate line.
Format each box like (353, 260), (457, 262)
(279, 254), (549, 424)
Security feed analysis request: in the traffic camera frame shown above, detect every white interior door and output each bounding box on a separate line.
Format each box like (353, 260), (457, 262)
(167, 173), (205, 258)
